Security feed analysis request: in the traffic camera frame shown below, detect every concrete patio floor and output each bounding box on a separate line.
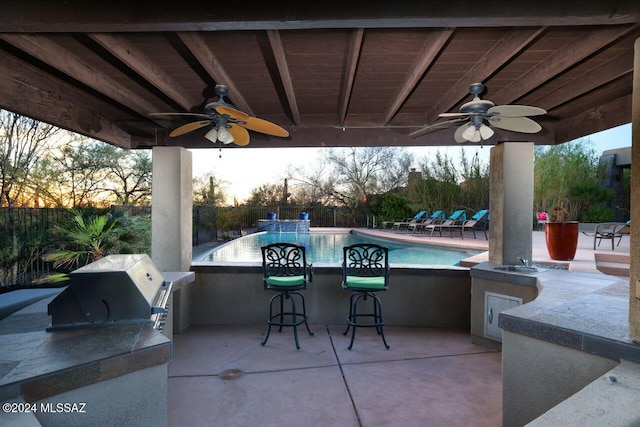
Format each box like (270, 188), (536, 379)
(174, 227), (630, 426)
(168, 326), (502, 427)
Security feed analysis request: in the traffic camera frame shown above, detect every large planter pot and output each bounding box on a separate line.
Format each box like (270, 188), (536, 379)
(545, 221), (579, 261)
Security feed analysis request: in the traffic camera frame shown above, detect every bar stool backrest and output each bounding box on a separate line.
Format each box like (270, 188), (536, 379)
(261, 243), (309, 290)
(342, 244), (389, 288)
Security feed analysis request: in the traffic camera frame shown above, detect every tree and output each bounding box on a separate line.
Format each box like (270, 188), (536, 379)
(245, 183), (286, 206)
(534, 140), (602, 220)
(458, 150), (490, 212)
(0, 110), (63, 207)
(291, 147), (413, 208)
(34, 138), (152, 207)
(416, 151), (462, 213)
(412, 149), (490, 214)
(106, 149), (152, 205)
(193, 174), (228, 206)
(36, 141), (116, 207)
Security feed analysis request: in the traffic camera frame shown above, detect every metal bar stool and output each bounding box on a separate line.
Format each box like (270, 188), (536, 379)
(261, 243), (314, 350)
(341, 243), (390, 350)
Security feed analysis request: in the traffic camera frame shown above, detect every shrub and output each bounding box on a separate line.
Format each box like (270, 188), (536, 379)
(375, 193), (413, 224)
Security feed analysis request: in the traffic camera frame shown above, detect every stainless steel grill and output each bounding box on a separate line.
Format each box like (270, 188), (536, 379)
(47, 254), (171, 332)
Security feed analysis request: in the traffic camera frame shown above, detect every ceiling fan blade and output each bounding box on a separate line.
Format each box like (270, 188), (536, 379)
(215, 106), (289, 137)
(150, 112), (210, 119)
(227, 124), (250, 146)
(488, 116), (542, 133)
(454, 123), (472, 143)
(409, 117), (469, 138)
(241, 117), (289, 137)
(439, 112), (471, 118)
(169, 120), (212, 137)
(214, 106), (249, 121)
(487, 105), (546, 118)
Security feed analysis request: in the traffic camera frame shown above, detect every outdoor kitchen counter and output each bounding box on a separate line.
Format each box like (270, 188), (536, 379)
(0, 291), (168, 401)
(470, 262), (639, 361)
(471, 262), (640, 426)
(0, 270), (194, 426)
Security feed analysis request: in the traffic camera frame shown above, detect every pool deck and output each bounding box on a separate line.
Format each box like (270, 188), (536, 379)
(171, 227), (631, 426)
(351, 227), (630, 275)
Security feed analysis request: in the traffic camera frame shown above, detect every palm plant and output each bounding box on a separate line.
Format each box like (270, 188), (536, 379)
(43, 210), (120, 282)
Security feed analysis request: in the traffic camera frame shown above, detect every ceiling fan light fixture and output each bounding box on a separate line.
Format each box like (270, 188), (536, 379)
(479, 124), (494, 140)
(217, 126), (235, 144)
(470, 130), (482, 142)
(204, 127), (218, 143)
(462, 124), (477, 141)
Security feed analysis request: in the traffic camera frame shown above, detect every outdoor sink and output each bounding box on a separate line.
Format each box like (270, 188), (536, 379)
(494, 265), (539, 274)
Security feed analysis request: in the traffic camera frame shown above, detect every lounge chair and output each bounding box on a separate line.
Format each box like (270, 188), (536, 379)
(391, 210), (428, 232)
(380, 210), (425, 230)
(448, 209), (490, 239)
(592, 221), (630, 250)
(409, 210), (446, 234)
(422, 209), (467, 238)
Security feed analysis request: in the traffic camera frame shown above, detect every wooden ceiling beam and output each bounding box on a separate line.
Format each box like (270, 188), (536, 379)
(422, 27), (546, 126)
(0, 33), (168, 121)
(536, 49), (634, 112)
(89, 33), (195, 111)
(338, 28), (363, 125)
(177, 32), (254, 116)
(492, 24), (638, 105)
(1, 2), (639, 32)
(0, 52), (144, 149)
(383, 28), (454, 125)
(552, 94), (631, 143)
(267, 29), (300, 126)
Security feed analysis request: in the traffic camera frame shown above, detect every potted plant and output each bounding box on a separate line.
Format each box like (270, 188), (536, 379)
(545, 206), (579, 261)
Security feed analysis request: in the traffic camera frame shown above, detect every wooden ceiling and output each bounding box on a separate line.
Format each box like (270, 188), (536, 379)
(0, 1), (638, 150)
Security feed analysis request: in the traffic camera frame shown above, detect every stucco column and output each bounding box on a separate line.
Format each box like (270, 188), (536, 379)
(630, 38), (640, 340)
(151, 146), (193, 271)
(489, 142), (534, 266)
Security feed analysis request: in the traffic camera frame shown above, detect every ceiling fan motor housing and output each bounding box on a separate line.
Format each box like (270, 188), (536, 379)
(460, 98), (495, 115)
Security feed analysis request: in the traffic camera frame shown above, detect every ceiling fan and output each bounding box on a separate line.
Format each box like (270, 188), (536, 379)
(410, 83), (546, 143)
(150, 85), (289, 146)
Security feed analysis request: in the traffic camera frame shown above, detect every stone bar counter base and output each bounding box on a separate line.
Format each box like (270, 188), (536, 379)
(471, 262), (640, 426)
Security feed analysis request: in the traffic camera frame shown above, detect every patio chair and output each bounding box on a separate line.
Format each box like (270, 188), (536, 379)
(422, 209), (467, 238)
(448, 209), (490, 239)
(592, 221), (630, 250)
(391, 210), (428, 232)
(261, 243), (314, 349)
(535, 211), (549, 231)
(341, 244), (390, 350)
(409, 210), (446, 234)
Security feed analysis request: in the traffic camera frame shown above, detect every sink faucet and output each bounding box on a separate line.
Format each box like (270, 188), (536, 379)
(517, 257), (528, 266)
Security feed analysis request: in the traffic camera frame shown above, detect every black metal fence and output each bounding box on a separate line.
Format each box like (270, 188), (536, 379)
(192, 205), (369, 245)
(2, 205), (369, 289)
(0, 207), (69, 289)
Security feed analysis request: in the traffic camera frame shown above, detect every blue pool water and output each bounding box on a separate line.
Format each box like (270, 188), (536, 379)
(196, 231), (481, 266)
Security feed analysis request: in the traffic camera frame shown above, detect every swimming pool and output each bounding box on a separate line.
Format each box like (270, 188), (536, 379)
(195, 231), (481, 266)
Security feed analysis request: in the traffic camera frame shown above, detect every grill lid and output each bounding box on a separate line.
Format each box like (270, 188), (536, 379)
(47, 254), (168, 331)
